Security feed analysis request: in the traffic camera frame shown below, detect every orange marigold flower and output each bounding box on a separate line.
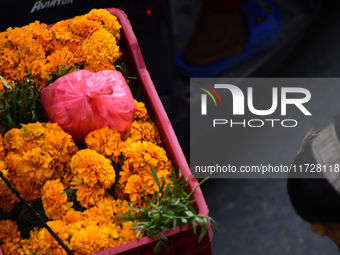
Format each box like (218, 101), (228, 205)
(84, 9), (122, 41)
(63, 210), (83, 224)
(0, 134), (7, 160)
(20, 122), (46, 142)
(113, 199), (131, 216)
(0, 242), (23, 255)
(27, 59), (50, 89)
(69, 223), (118, 254)
(4, 122), (46, 155)
(83, 62), (116, 73)
(76, 183), (106, 209)
(20, 122), (45, 142)
(42, 179), (73, 220)
(0, 163), (10, 197)
(18, 147), (54, 184)
(0, 30), (8, 51)
(85, 127), (123, 163)
(26, 21), (52, 52)
(44, 122), (78, 163)
(124, 174), (143, 202)
(50, 39), (85, 66)
(50, 19), (82, 44)
(0, 162), (20, 213)
(0, 160), (19, 213)
(119, 141), (172, 202)
(20, 227), (39, 254)
(4, 125), (39, 155)
(133, 99), (149, 121)
(4, 122), (78, 202)
(5, 122), (78, 189)
(83, 206), (109, 224)
(0, 193), (18, 213)
(110, 199), (131, 224)
(84, 196), (116, 223)
(0, 219), (21, 244)
(0, 24), (49, 91)
(124, 120), (162, 145)
(71, 149), (115, 189)
(17, 183), (44, 202)
(119, 141), (172, 185)
(43, 122), (78, 180)
(29, 220), (71, 255)
(81, 29), (121, 73)
(4, 153), (21, 177)
(5, 147), (54, 203)
(121, 221), (141, 243)
(70, 175), (83, 190)
(53, 164), (73, 189)
(70, 16), (103, 38)
(46, 47), (78, 72)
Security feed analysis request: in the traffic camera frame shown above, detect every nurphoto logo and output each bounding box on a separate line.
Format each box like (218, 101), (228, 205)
(198, 82), (222, 115)
(199, 84), (312, 128)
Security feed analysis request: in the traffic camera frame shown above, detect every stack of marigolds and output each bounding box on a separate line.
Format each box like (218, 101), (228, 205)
(0, 8), (121, 91)
(0, 104), (169, 254)
(0, 8), (215, 255)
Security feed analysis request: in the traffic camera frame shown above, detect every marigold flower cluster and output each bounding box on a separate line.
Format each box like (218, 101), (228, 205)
(1, 122), (78, 209)
(16, 198), (139, 255)
(87, 99), (172, 206)
(0, 9), (177, 255)
(0, 9), (122, 91)
(0, 99), (173, 254)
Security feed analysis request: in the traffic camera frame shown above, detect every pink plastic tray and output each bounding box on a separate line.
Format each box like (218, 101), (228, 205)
(0, 8), (213, 255)
(92, 8), (212, 255)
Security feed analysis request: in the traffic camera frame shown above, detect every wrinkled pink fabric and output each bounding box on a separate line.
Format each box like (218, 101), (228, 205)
(41, 70), (136, 143)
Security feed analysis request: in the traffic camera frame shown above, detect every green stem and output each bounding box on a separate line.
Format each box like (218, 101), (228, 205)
(30, 89), (40, 119)
(187, 176), (210, 199)
(18, 79), (30, 123)
(13, 84), (18, 124)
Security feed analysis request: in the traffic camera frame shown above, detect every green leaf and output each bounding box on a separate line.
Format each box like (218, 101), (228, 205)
(158, 232), (168, 242)
(154, 241), (161, 255)
(149, 164), (160, 187)
(172, 218), (177, 231)
(192, 221), (197, 235)
(160, 240), (170, 252)
(187, 176), (210, 199)
(159, 226), (170, 232)
(0, 71), (46, 134)
(185, 211), (194, 217)
(62, 189), (76, 196)
(195, 217), (203, 226)
(114, 60), (137, 86)
(115, 166), (218, 254)
(136, 229), (143, 238)
(181, 218), (188, 224)
(0, 76), (12, 90)
(198, 225), (207, 243)
(45, 63), (79, 85)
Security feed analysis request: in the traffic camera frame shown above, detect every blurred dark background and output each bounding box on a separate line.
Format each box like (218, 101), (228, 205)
(140, 0), (340, 254)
